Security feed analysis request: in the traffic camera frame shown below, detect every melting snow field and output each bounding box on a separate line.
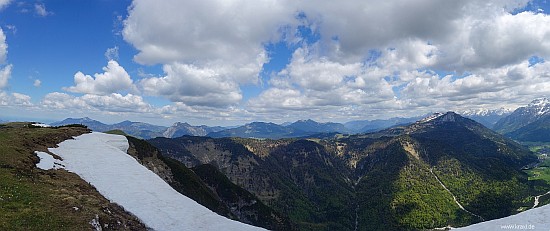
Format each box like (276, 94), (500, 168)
(453, 203), (550, 230)
(43, 132), (264, 231)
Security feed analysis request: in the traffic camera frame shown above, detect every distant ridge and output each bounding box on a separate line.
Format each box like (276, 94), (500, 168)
(494, 98), (550, 141)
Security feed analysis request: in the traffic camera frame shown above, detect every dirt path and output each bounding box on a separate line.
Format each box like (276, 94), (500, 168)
(430, 168), (484, 221)
(533, 191), (550, 209)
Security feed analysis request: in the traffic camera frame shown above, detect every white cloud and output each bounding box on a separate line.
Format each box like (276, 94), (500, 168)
(0, 64), (12, 89)
(123, 0), (296, 65)
(0, 91), (32, 106)
(124, 0), (297, 107)
(245, 0), (550, 119)
(294, 0), (539, 69)
(19, 0), (534, 122)
(399, 60), (550, 111)
(0, 28), (13, 91)
(34, 3), (52, 17)
(0, 28), (7, 64)
(249, 45), (394, 111)
(33, 79), (41, 87)
(41, 92), (152, 113)
(139, 63), (244, 107)
(0, 0), (10, 10)
(105, 46), (119, 61)
(64, 60), (135, 95)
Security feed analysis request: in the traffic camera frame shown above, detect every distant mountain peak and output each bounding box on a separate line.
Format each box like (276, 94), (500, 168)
(173, 122), (192, 126)
(460, 108), (512, 116)
(403, 112), (477, 134)
(418, 112), (445, 123)
(529, 97), (549, 106)
(527, 97), (550, 116)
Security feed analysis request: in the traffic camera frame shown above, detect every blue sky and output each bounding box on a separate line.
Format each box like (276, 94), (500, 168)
(0, 0), (550, 126)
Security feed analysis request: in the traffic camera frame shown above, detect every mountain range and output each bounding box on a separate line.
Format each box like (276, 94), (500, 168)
(344, 116), (424, 133)
(162, 122), (226, 138)
(48, 107), (517, 140)
(494, 98), (550, 142)
(148, 112), (544, 230)
(50, 118), (224, 139)
(459, 108), (512, 129)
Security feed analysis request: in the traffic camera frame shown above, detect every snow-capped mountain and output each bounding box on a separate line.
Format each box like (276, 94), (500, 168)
(494, 98), (550, 134)
(460, 108), (512, 117)
(527, 97), (550, 116)
(459, 108), (513, 129)
(418, 112), (445, 123)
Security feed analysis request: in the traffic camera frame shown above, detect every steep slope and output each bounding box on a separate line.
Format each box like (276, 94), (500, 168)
(0, 123), (146, 230)
(404, 113), (536, 218)
(125, 135), (292, 230)
(506, 115), (550, 142)
(494, 98), (550, 134)
(44, 132), (264, 231)
(149, 136), (356, 230)
(191, 164), (294, 230)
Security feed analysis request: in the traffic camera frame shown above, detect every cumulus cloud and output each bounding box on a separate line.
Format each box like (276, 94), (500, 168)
(41, 92), (152, 113)
(123, 0), (296, 65)
(0, 28), (7, 64)
(64, 60), (135, 95)
(118, 0), (550, 120)
(33, 79), (41, 87)
(34, 3), (52, 17)
(139, 63), (244, 107)
(124, 0), (298, 107)
(249, 45), (394, 111)
(247, 0), (550, 118)
(400, 60), (550, 110)
(0, 0), (10, 10)
(0, 64), (12, 89)
(105, 46), (119, 61)
(295, 0), (541, 69)
(0, 91), (32, 106)
(0, 28), (13, 90)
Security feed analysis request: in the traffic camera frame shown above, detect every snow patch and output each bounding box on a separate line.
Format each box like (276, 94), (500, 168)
(460, 108), (512, 116)
(35, 151), (65, 170)
(90, 214), (102, 231)
(418, 112), (444, 123)
(46, 132), (264, 231)
(453, 203), (550, 230)
(32, 123), (51, 127)
(527, 98), (550, 116)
